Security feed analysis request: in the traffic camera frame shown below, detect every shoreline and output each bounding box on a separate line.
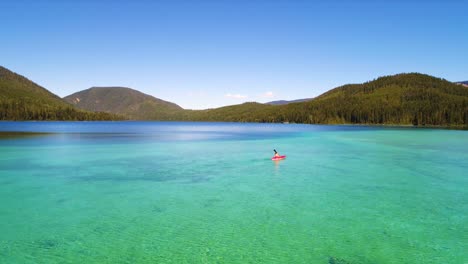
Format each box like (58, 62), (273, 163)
(0, 120), (466, 131)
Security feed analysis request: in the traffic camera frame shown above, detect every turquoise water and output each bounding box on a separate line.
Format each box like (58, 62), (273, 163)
(0, 122), (466, 264)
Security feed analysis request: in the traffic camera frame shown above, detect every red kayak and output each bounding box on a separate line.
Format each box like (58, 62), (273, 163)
(271, 155), (286, 161)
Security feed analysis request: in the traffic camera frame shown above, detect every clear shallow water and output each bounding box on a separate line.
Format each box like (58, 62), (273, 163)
(0, 121), (466, 264)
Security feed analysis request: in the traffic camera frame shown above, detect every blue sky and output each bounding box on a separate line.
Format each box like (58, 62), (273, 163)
(1, 0), (467, 109)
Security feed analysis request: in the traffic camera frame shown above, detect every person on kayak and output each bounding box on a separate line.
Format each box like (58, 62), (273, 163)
(273, 149), (280, 157)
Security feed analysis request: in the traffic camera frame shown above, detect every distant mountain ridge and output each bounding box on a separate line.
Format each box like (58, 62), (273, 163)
(456, 81), (468, 87)
(265, 98), (312, 105)
(64, 87), (183, 120)
(0, 66), (119, 120)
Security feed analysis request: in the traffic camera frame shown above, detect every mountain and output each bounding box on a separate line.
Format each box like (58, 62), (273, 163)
(64, 87), (183, 120)
(456, 81), (468, 87)
(265, 98), (312, 105)
(179, 73), (468, 127)
(0, 66), (120, 120)
(2, 67), (466, 127)
(285, 73), (468, 126)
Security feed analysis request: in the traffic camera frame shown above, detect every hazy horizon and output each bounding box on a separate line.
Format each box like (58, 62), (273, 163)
(1, 0), (467, 109)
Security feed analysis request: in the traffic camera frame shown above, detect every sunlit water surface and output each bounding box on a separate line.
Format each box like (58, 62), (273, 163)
(0, 122), (466, 263)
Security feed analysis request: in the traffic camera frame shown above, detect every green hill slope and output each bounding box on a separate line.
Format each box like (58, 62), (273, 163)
(180, 73), (467, 127)
(64, 87), (183, 120)
(178, 102), (277, 122)
(289, 73), (468, 126)
(0, 66), (120, 120)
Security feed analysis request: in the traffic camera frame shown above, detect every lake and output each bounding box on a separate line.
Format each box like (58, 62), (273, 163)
(0, 122), (466, 263)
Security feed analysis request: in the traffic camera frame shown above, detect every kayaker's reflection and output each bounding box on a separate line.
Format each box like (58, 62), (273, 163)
(274, 159), (281, 168)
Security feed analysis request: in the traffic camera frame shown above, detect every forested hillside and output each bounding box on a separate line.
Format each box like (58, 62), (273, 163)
(275, 73), (467, 126)
(178, 102), (277, 122)
(179, 73), (467, 127)
(0, 66), (122, 120)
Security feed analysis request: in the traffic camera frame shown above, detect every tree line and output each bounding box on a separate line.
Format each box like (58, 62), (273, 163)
(173, 73), (467, 127)
(0, 99), (123, 121)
